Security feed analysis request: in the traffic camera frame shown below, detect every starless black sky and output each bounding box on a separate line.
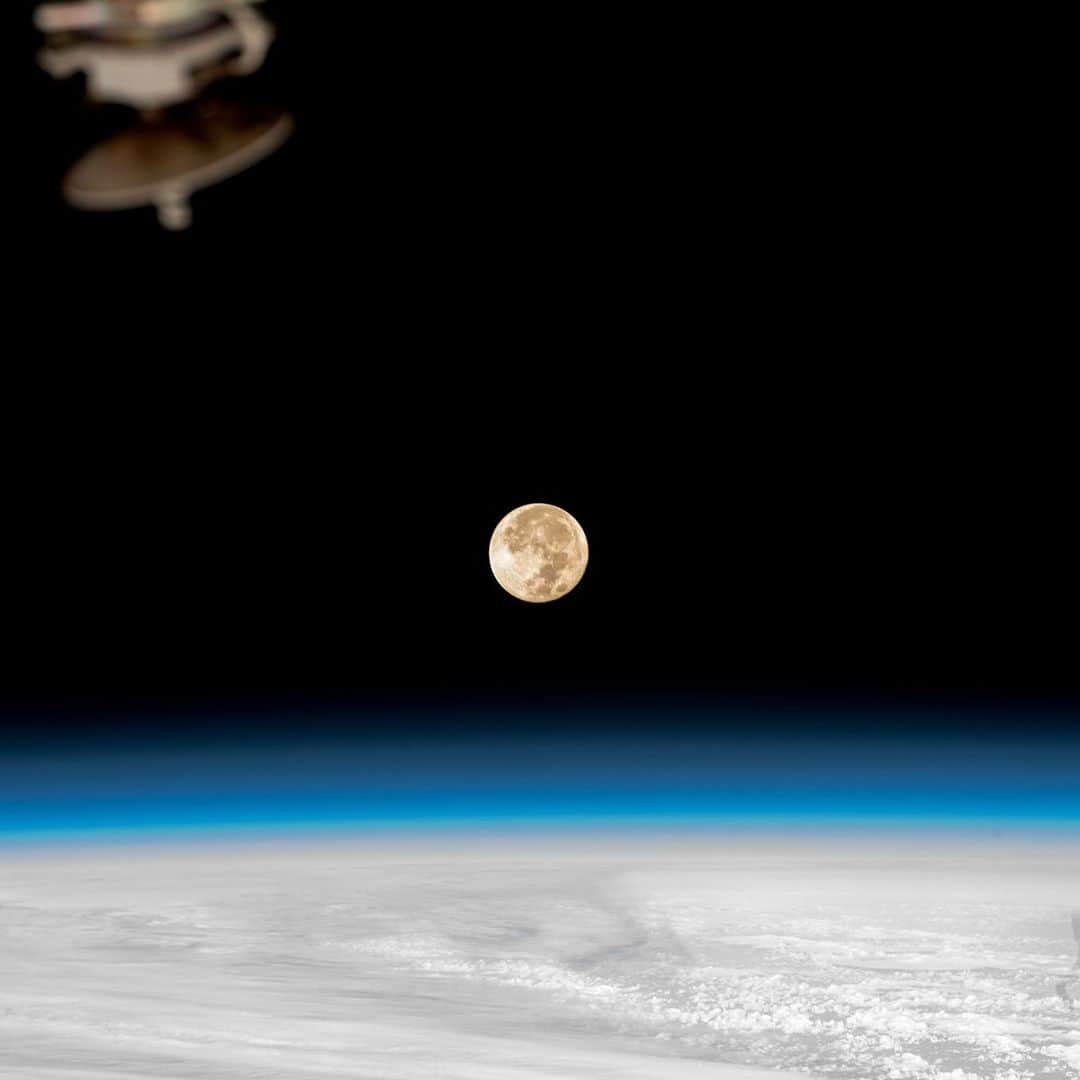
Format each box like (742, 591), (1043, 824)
(5, 379), (1074, 716)
(7, 5), (1070, 734)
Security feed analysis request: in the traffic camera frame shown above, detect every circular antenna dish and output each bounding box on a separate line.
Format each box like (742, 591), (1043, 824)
(63, 102), (292, 229)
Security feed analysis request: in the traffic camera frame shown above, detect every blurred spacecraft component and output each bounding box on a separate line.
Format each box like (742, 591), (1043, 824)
(65, 102), (292, 230)
(35, 0), (290, 230)
(35, 0), (264, 35)
(38, 3), (273, 109)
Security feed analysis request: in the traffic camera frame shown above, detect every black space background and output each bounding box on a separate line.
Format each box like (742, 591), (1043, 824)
(7, 7), (1072, 744)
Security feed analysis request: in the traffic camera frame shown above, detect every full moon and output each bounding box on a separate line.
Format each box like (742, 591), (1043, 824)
(489, 503), (588, 603)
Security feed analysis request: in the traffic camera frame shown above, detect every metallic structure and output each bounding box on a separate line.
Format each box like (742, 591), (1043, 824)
(35, 0), (291, 230)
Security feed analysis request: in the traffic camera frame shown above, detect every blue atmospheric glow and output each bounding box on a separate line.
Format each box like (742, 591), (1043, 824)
(1, 727), (1078, 841)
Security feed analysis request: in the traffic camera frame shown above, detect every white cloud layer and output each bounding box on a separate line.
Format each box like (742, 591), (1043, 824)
(1, 835), (1079, 1079)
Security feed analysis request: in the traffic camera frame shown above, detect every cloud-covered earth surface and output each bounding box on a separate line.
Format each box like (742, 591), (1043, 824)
(2, 837), (1079, 1079)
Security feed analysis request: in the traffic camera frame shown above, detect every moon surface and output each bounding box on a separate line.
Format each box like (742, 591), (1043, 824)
(489, 503), (588, 603)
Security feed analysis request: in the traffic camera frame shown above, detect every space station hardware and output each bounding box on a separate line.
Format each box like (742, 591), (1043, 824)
(34, 0), (292, 230)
